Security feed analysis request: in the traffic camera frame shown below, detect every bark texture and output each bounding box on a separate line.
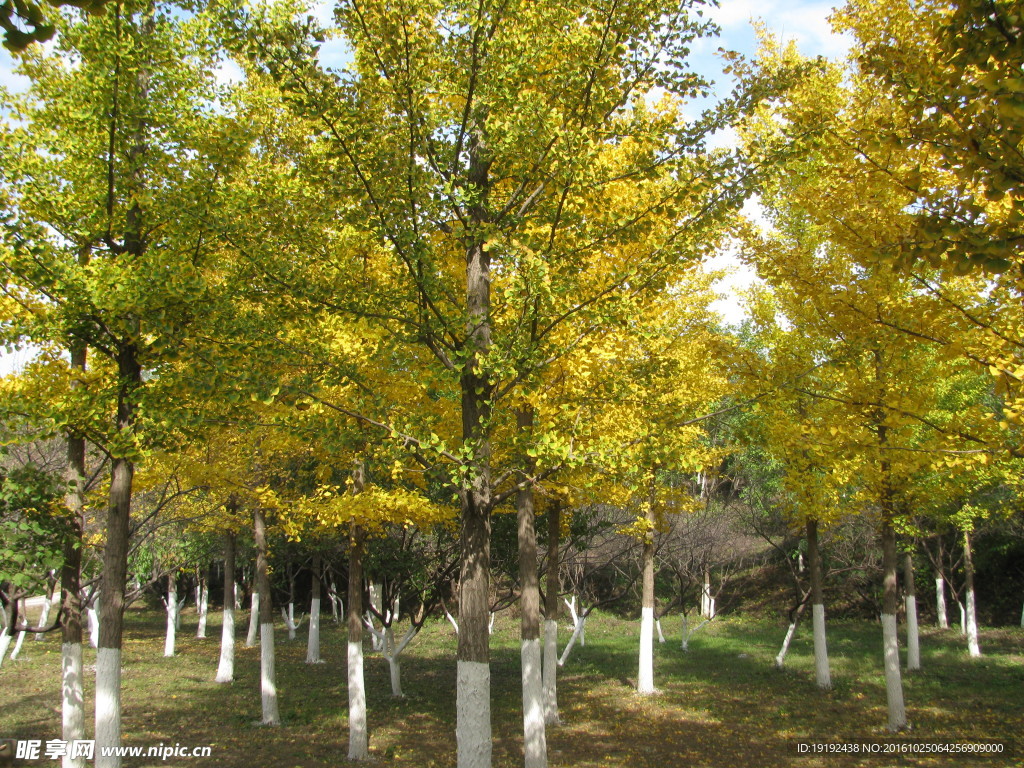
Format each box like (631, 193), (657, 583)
(254, 506), (280, 725)
(516, 407), (547, 767)
(881, 518), (907, 731)
(807, 519), (831, 689)
(216, 532), (236, 683)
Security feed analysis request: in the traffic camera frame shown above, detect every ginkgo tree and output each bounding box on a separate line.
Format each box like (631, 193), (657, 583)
(741, 173), (1001, 731)
(741, 14), (1022, 698)
(0, 2), (252, 763)
(220, 1), (758, 765)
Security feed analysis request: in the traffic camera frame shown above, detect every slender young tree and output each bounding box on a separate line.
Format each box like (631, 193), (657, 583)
(807, 518), (831, 689)
(638, 483), (657, 696)
(515, 408), (546, 767)
(215, 528), (237, 683)
(253, 505), (280, 726)
(347, 496), (368, 760)
(61, 343), (87, 768)
(903, 551), (920, 670)
(306, 552), (323, 665)
(962, 528), (982, 658)
(542, 500), (561, 726)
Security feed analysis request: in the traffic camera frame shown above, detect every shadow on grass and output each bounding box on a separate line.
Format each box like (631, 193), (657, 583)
(1, 608), (1021, 767)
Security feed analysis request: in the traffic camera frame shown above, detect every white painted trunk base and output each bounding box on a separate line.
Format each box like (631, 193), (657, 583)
(542, 620), (559, 725)
(558, 614), (587, 667)
(246, 593), (259, 648)
(62, 642), (86, 768)
(388, 654), (402, 698)
(87, 607), (99, 649)
(637, 606), (655, 694)
(681, 614), (710, 652)
(164, 594), (178, 658)
(905, 595), (920, 670)
(935, 577), (948, 629)
(36, 594), (56, 640)
(445, 610), (460, 635)
(563, 597), (585, 646)
(881, 614), (907, 731)
(812, 603), (831, 689)
(0, 628), (12, 669)
(196, 584), (209, 638)
(958, 601), (966, 636)
(348, 640), (368, 760)
(457, 660), (491, 768)
(655, 618), (666, 643)
(775, 621), (798, 669)
(260, 623), (281, 726)
(10, 630), (26, 660)
(95, 647), (122, 768)
(215, 607), (234, 683)
(286, 603), (297, 641)
(306, 598), (321, 664)
(520, 638), (547, 768)
(966, 587), (981, 657)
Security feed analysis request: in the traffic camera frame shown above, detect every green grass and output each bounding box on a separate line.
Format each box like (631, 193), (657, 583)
(1, 607), (1021, 767)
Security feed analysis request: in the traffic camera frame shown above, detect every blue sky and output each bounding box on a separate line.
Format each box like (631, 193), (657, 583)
(0, 0), (850, 372)
(2, 0), (850, 97)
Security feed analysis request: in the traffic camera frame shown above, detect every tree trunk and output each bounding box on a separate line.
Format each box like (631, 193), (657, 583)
(246, 588), (259, 647)
(196, 569), (209, 639)
(558, 610), (587, 666)
(563, 596), (584, 647)
(935, 537), (948, 629)
(637, 488), (656, 695)
(456, 130), (494, 768)
(164, 574), (178, 657)
(963, 529), (981, 658)
(307, 553), (322, 664)
(87, 598), (99, 649)
(387, 652), (402, 698)
(216, 532), (236, 683)
(701, 569), (714, 618)
(347, 516), (368, 760)
(457, 434), (493, 768)
(366, 582), (382, 651)
(10, 624), (27, 660)
(880, 517), (907, 731)
(516, 408), (547, 768)
(95, 343), (141, 768)
(543, 500), (560, 726)
(0, 600), (13, 667)
(903, 552), (920, 671)
(36, 581), (56, 641)
(62, 376), (87, 768)
(681, 612), (710, 652)
(774, 601), (806, 669)
(807, 518), (831, 689)
(254, 506), (280, 726)
(935, 573), (948, 629)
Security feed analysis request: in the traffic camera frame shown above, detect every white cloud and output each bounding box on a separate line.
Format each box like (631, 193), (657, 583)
(708, 0), (852, 60)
